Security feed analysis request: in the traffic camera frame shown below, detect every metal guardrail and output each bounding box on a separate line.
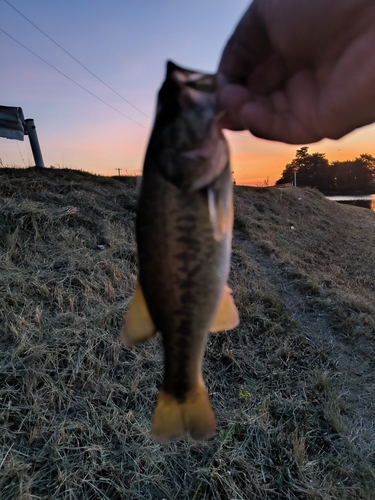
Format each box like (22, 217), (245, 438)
(0, 105), (45, 167)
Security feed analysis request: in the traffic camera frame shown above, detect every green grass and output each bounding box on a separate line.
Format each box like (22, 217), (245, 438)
(0, 167), (374, 499)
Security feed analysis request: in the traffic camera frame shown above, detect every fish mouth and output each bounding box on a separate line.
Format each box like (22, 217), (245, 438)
(167, 61), (216, 94)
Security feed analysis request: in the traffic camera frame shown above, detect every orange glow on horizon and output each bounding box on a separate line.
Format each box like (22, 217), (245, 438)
(31, 122), (375, 185)
(225, 125), (375, 186)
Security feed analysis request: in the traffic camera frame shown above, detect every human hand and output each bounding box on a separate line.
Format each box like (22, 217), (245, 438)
(217, 0), (375, 144)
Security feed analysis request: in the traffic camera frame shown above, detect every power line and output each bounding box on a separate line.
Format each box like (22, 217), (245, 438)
(3, 0), (151, 120)
(0, 27), (150, 130)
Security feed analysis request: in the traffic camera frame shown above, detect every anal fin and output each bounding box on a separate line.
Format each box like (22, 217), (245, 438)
(151, 380), (216, 442)
(210, 285), (239, 332)
(119, 284), (156, 346)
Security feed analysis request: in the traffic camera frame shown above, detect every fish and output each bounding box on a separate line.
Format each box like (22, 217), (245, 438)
(119, 61), (239, 442)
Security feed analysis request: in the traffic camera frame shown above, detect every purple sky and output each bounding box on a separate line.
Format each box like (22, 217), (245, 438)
(0, 1), (247, 172)
(1, 0), (375, 184)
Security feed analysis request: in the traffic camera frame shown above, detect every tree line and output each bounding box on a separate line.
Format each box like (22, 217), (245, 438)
(276, 147), (375, 193)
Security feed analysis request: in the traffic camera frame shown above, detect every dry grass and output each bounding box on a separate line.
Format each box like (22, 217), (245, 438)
(0, 168), (374, 499)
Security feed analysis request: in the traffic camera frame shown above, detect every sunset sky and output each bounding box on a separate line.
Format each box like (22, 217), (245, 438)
(1, 0), (375, 186)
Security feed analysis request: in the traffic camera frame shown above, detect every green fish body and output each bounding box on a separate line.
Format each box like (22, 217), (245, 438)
(120, 62), (239, 441)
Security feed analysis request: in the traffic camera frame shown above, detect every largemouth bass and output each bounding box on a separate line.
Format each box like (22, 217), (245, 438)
(120, 61), (239, 442)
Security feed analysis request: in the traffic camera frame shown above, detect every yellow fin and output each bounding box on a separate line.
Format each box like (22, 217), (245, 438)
(208, 187), (228, 241)
(151, 381), (216, 442)
(119, 284), (156, 346)
(210, 285), (239, 332)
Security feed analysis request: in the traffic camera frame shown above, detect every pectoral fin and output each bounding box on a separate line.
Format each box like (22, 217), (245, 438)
(119, 284), (156, 346)
(210, 285), (239, 332)
(208, 187), (228, 241)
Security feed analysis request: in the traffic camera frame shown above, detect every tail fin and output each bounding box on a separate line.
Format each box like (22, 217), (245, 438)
(151, 381), (216, 442)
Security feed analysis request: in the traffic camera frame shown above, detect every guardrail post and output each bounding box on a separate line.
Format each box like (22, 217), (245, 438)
(25, 118), (44, 167)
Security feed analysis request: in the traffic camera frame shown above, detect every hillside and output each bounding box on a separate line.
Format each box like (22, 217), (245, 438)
(0, 167), (374, 500)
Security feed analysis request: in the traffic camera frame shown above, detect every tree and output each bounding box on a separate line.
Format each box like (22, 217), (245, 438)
(356, 154), (375, 173)
(332, 159), (373, 191)
(276, 147), (331, 190)
(277, 149), (375, 193)
(276, 146), (308, 184)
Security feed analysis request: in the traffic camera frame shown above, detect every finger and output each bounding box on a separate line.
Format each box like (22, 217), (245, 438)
(238, 98), (322, 144)
(217, 83), (253, 131)
(249, 53), (287, 94)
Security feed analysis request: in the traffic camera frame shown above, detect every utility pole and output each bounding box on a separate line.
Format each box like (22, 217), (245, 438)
(116, 168), (122, 176)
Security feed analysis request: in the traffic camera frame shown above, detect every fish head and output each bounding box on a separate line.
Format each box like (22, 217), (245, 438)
(147, 61), (229, 191)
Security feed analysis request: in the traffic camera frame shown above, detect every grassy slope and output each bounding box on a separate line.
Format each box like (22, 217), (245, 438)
(0, 168), (374, 500)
